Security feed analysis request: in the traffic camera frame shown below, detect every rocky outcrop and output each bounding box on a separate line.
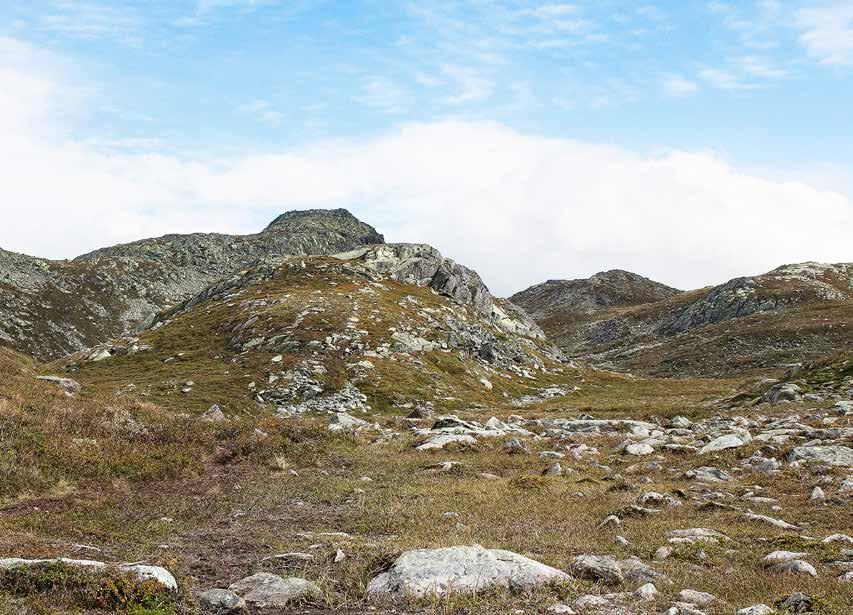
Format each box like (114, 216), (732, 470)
(334, 243), (548, 342)
(0, 209), (383, 360)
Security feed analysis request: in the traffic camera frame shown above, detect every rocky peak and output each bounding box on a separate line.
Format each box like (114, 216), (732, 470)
(0, 209), (385, 360)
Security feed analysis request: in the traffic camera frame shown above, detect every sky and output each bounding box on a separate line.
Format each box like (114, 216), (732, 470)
(0, 0), (851, 295)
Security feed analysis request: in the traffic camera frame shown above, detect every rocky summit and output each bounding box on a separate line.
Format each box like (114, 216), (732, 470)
(0, 210), (852, 614)
(0, 208), (383, 361)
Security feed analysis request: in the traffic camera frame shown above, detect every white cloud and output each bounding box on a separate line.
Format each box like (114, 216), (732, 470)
(662, 74), (699, 97)
(1, 38), (851, 297)
(795, 2), (853, 66)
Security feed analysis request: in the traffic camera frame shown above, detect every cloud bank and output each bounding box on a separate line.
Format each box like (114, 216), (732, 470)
(1, 38), (850, 296)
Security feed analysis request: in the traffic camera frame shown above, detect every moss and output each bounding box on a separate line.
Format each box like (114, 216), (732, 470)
(0, 563), (178, 613)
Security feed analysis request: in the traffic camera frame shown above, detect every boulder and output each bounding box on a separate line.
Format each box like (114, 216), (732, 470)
(787, 445), (853, 467)
(699, 434), (747, 455)
(36, 376), (81, 395)
(229, 572), (318, 608)
(366, 545), (569, 599)
(416, 434), (477, 451)
(762, 383), (801, 403)
(197, 588), (247, 613)
(683, 466), (732, 482)
(570, 554), (662, 585)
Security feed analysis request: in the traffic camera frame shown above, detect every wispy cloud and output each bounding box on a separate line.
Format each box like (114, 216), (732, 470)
(441, 65), (494, 105)
(795, 3), (853, 66)
(38, 1), (142, 45)
(698, 67), (759, 90)
(355, 77), (409, 114)
(237, 99), (284, 125)
(662, 74), (699, 97)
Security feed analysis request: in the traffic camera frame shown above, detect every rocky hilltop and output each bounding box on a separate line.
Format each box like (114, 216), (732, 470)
(0, 209), (383, 360)
(510, 269), (681, 322)
(516, 262), (853, 377)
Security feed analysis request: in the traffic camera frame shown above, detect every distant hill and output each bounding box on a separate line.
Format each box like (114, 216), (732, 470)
(512, 263), (853, 377)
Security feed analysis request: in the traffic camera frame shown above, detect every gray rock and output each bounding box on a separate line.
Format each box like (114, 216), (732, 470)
(762, 551), (806, 565)
(767, 560), (817, 576)
(677, 589), (715, 605)
(788, 445), (853, 467)
(736, 605), (773, 615)
(366, 544), (569, 599)
(666, 528), (728, 544)
(197, 588), (247, 613)
(416, 433), (477, 451)
(201, 404), (226, 422)
(776, 592), (812, 612)
(762, 383), (802, 403)
(542, 463), (563, 476)
(700, 434), (747, 454)
(36, 376), (81, 395)
(624, 442), (655, 456)
(229, 573), (318, 608)
(570, 554), (662, 585)
(684, 466), (732, 482)
(634, 582), (658, 601)
(742, 512), (800, 530)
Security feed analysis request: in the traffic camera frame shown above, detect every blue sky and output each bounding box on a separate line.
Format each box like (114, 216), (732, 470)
(0, 1), (851, 293)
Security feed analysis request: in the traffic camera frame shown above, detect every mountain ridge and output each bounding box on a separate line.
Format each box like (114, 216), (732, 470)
(514, 261), (852, 377)
(0, 208), (383, 360)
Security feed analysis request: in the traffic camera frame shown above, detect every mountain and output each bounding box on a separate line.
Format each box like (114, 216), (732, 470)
(514, 262), (853, 377)
(0, 209), (383, 360)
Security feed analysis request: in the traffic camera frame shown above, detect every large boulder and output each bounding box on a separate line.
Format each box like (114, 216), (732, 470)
(366, 544), (569, 599)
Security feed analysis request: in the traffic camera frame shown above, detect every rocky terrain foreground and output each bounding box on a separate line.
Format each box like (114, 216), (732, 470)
(0, 210), (851, 614)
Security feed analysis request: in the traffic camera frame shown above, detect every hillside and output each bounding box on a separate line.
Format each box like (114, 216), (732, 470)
(516, 262), (853, 377)
(0, 209), (383, 361)
(2, 239), (852, 614)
